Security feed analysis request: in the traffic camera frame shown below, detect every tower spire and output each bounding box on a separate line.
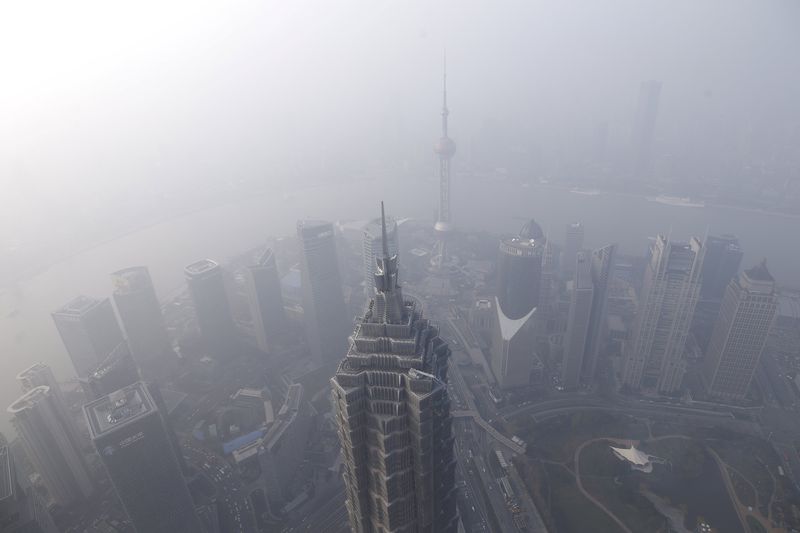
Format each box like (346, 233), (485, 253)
(441, 49), (449, 137)
(381, 200), (390, 260)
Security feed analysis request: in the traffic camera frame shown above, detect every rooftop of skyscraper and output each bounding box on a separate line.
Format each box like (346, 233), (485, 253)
(184, 259), (220, 277)
(251, 247), (275, 268)
(745, 260), (774, 283)
(518, 219), (544, 241)
(84, 382), (155, 437)
(7, 386), (50, 415)
(89, 343), (135, 381)
(111, 266), (152, 294)
(53, 295), (103, 316)
(16, 362), (50, 382)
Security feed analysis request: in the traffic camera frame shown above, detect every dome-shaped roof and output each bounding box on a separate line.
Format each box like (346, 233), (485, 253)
(434, 136), (457, 157)
(519, 219), (544, 240)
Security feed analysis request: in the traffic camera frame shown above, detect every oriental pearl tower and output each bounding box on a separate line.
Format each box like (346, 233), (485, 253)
(430, 54), (456, 271)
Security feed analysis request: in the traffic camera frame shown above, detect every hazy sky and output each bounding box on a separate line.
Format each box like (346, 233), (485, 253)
(1, 0), (799, 248)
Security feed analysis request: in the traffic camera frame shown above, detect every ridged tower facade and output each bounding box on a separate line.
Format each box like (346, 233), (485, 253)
(332, 203), (458, 533)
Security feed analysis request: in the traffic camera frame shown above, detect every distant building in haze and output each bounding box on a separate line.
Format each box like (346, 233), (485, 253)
(332, 204), (458, 532)
(362, 215), (399, 295)
(562, 223), (585, 279)
(297, 220), (348, 363)
(622, 235), (703, 393)
(8, 386), (93, 506)
(84, 383), (202, 533)
(185, 259), (236, 355)
(0, 445), (59, 533)
(561, 253), (594, 390)
(245, 248), (285, 354)
(111, 266), (176, 379)
(702, 262), (778, 401)
(491, 219), (545, 389)
(631, 80), (662, 179)
(52, 296), (124, 377)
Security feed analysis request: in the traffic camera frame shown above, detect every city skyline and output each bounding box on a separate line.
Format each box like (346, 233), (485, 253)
(2, 4), (800, 529)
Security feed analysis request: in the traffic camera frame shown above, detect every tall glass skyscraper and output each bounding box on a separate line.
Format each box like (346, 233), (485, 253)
(491, 219), (545, 389)
(52, 295), (124, 378)
(111, 266), (176, 379)
(185, 259), (236, 355)
(84, 382), (201, 533)
(244, 248), (285, 354)
(298, 220), (348, 363)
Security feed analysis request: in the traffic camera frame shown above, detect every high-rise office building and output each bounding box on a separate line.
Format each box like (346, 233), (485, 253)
(185, 259), (236, 354)
(297, 220), (348, 363)
(699, 235), (743, 301)
(84, 383), (202, 533)
(331, 205), (458, 533)
(111, 266), (175, 379)
(362, 215), (399, 295)
(693, 235), (744, 351)
(16, 363), (84, 457)
(581, 244), (617, 382)
(8, 386), (93, 506)
(702, 262), (778, 401)
(622, 236), (703, 393)
(562, 223), (585, 279)
(52, 296), (124, 377)
(81, 343), (141, 400)
(0, 445), (59, 533)
(631, 80), (662, 178)
(245, 248), (285, 354)
(537, 237), (559, 339)
(561, 253), (594, 390)
(491, 219), (545, 389)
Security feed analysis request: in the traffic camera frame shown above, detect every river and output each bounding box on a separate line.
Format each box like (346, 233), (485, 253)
(2, 175), (799, 434)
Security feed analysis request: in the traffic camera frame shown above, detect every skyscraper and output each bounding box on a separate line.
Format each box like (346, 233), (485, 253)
(561, 253), (594, 390)
(702, 262), (778, 401)
(81, 343), (141, 401)
(0, 445), (59, 533)
(185, 259), (236, 354)
(536, 237), (559, 339)
(491, 219), (544, 389)
(111, 266), (176, 379)
(622, 236), (703, 393)
(297, 220), (348, 363)
(699, 235), (743, 301)
(52, 295), (124, 377)
(362, 215), (399, 295)
(431, 55), (457, 269)
(8, 386), (93, 506)
(245, 248), (285, 354)
(331, 204), (458, 532)
(83, 383), (202, 533)
(562, 222), (585, 279)
(581, 244), (617, 382)
(16, 363), (84, 458)
(630, 80), (662, 179)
